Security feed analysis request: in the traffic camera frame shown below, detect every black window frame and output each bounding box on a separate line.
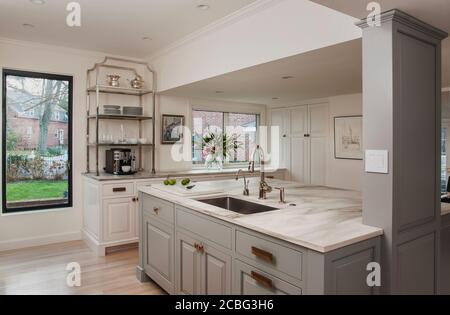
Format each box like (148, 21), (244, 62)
(2, 69), (73, 214)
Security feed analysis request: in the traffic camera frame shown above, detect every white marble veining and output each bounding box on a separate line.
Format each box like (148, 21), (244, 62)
(139, 178), (384, 253)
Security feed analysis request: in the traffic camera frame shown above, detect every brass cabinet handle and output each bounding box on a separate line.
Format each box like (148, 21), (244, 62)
(153, 207), (159, 214)
(251, 246), (274, 263)
(132, 197), (136, 202)
(113, 187), (126, 192)
(194, 243), (204, 253)
(251, 271), (273, 289)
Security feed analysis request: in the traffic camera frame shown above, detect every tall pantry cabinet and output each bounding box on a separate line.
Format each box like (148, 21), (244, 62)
(270, 103), (328, 185)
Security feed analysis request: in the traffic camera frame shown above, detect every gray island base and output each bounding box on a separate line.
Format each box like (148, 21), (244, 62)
(136, 179), (383, 295)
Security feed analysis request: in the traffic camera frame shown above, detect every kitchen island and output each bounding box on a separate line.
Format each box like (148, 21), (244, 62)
(137, 178), (384, 295)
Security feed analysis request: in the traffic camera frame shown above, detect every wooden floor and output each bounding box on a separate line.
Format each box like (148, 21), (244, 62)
(0, 241), (166, 295)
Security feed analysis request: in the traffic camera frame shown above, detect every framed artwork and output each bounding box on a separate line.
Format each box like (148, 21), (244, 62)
(334, 116), (363, 160)
(161, 114), (184, 144)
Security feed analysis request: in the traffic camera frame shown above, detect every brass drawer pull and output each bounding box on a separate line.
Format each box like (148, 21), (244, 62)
(112, 187), (126, 192)
(251, 271), (273, 289)
(194, 243), (204, 254)
(251, 246), (274, 262)
(153, 207), (159, 214)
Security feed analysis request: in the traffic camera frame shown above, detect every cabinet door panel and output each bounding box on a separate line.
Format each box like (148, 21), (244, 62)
(290, 137), (309, 184)
(203, 245), (231, 295)
(270, 109), (290, 169)
(176, 232), (202, 295)
(103, 198), (135, 242)
(309, 103), (328, 137)
(145, 219), (173, 281)
(290, 107), (308, 136)
(310, 137), (327, 185)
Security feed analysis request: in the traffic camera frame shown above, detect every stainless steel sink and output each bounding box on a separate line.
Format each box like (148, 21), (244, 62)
(198, 197), (278, 215)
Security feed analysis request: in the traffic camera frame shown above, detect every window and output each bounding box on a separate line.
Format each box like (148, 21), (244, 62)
(2, 69), (73, 213)
(192, 110), (259, 166)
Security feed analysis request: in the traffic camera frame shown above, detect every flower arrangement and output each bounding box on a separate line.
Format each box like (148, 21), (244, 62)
(202, 129), (241, 169)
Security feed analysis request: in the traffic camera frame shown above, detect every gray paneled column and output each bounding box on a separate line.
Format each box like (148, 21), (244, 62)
(357, 10), (448, 294)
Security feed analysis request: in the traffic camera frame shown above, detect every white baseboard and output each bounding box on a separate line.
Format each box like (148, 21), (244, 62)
(0, 231), (82, 252)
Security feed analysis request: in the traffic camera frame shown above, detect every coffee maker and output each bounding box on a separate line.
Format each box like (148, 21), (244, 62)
(104, 149), (136, 175)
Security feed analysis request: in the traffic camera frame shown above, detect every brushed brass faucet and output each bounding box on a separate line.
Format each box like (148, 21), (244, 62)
(249, 145), (272, 199)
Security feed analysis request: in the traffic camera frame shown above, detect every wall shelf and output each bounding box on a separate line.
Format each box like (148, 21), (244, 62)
(88, 143), (153, 147)
(88, 114), (153, 121)
(86, 56), (157, 176)
(87, 85), (153, 96)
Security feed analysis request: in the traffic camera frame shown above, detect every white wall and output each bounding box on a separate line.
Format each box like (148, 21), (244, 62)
(326, 94), (363, 191)
(0, 38), (140, 250)
(149, 0), (361, 91)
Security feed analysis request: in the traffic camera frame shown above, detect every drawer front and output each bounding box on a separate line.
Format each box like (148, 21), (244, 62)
(102, 182), (135, 197)
(176, 207), (232, 249)
(142, 195), (175, 224)
(234, 260), (302, 295)
(235, 230), (303, 280)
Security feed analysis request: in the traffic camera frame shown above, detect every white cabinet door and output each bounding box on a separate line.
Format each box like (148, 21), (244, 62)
(202, 244), (231, 295)
(143, 216), (174, 292)
(309, 103), (328, 138)
(290, 106), (308, 137)
(176, 232), (202, 295)
(310, 137), (327, 185)
(102, 197), (136, 242)
(270, 109), (290, 169)
(309, 103), (328, 185)
(290, 136), (309, 184)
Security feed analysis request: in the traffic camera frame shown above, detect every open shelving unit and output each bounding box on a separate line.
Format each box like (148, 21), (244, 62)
(86, 57), (157, 176)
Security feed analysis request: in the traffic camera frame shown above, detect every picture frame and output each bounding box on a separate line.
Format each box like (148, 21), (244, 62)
(161, 114), (184, 144)
(334, 115), (363, 160)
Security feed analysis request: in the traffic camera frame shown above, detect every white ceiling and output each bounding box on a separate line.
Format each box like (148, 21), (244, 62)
(0, 0), (258, 58)
(162, 39), (363, 106)
(310, 0), (450, 87)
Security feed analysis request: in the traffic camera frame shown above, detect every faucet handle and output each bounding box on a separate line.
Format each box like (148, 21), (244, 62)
(275, 187), (285, 204)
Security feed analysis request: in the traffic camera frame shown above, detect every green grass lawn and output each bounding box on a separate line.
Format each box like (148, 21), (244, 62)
(6, 180), (68, 202)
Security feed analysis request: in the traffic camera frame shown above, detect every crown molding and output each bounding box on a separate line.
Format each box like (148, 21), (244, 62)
(0, 37), (145, 62)
(146, 0), (283, 62)
(356, 9), (448, 40)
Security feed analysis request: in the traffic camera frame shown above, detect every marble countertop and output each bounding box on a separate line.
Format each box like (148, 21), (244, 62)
(442, 202), (450, 216)
(83, 168), (285, 181)
(139, 178), (384, 253)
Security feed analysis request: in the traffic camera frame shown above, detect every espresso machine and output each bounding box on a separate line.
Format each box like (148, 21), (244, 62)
(104, 149), (136, 175)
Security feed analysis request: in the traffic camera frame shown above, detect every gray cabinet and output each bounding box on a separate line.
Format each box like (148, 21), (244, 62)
(143, 215), (174, 294)
(233, 260), (302, 295)
(138, 193), (381, 295)
(175, 230), (231, 295)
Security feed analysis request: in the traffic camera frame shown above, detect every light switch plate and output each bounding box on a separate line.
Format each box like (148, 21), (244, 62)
(365, 150), (389, 174)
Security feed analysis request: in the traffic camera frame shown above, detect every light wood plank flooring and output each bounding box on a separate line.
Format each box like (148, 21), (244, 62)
(0, 241), (165, 295)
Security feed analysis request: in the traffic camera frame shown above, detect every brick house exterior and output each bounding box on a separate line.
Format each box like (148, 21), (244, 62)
(7, 109), (68, 151)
